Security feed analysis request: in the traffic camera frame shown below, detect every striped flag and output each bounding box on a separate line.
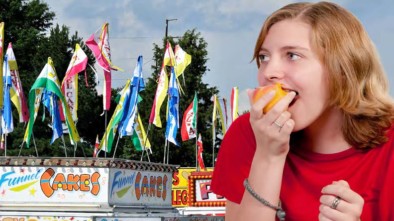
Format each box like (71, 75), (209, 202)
(24, 58), (79, 147)
(86, 23), (122, 111)
(93, 135), (100, 157)
(61, 44), (88, 121)
(149, 43), (175, 128)
(149, 66), (168, 128)
(212, 95), (228, 143)
(2, 55), (13, 134)
(197, 134), (206, 171)
(118, 56), (145, 136)
(181, 92), (197, 141)
(99, 80), (131, 153)
(0, 22), (4, 108)
(6, 43), (29, 123)
(131, 114), (151, 152)
(217, 97), (228, 135)
(165, 67), (180, 146)
(42, 90), (63, 144)
(230, 87), (239, 124)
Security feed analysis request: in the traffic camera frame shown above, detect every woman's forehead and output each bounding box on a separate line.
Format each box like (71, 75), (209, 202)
(262, 20), (312, 50)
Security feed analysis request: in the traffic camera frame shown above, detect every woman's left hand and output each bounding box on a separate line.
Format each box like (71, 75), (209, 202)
(319, 180), (364, 221)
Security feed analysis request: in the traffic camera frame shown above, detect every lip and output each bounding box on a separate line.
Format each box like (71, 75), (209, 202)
(282, 87), (298, 96)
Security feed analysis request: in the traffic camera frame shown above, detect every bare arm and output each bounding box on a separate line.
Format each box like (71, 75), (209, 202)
(226, 152), (286, 221)
(225, 200), (241, 221)
(224, 89), (296, 221)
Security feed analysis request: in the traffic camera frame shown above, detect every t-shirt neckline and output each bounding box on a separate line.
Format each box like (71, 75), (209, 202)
(290, 146), (363, 162)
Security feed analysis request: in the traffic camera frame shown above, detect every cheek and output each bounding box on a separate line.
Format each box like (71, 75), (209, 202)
(257, 68), (265, 86)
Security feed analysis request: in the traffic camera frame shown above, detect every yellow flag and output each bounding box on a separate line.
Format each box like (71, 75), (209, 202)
(163, 42), (175, 67)
(150, 67), (168, 128)
(174, 44), (191, 78)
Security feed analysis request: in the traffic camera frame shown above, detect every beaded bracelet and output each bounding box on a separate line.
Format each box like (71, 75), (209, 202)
(243, 179), (286, 221)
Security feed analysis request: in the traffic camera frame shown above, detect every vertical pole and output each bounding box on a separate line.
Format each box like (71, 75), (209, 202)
(4, 134), (7, 157)
(168, 141), (171, 164)
(33, 133), (38, 157)
(61, 135), (67, 157)
(165, 19), (169, 40)
(163, 140), (168, 164)
(112, 135), (121, 159)
(212, 126), (216, 167)
(79, 143), (86, 157)
(104, 111), (107, 158)
(196, 135), (199, 172)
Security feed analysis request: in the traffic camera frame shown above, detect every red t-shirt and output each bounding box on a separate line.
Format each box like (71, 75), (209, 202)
(211, 113), (394, 220)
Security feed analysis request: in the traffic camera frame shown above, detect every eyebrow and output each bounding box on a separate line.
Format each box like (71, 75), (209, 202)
(260, 45), (310, 52)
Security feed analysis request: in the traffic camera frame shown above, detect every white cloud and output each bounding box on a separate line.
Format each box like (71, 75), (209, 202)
(42, 0), (394, 99)
(217, 0), (293, 15)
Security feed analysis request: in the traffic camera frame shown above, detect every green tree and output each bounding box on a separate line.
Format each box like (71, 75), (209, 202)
(1, 0), (103, 157)
(116, 30), (219, 167)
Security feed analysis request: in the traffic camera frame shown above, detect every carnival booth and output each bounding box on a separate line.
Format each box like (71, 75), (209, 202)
(0, 157), (179, 220)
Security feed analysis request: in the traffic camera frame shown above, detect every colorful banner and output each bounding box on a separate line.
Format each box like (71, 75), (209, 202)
(0, 166), (108, 204)
(61, 44), (88, 121)
(99, 80), (131, 152)
(149, 42), (174, 128)
(108, 169), (172, 207)
(86, 23), (122, 111)
(24, 58), (79, 147)
(131, 113), (151, 152)
(118, 56), (145, 137)
(171, 168), (213, 207)
(2, 55), (13, 134)
(197, 134), (206, 171)
(165, 67), (180, 146)
(181, 92), (197, 141)
(6, 43), (29, 122)
(174, 44), (191, 78)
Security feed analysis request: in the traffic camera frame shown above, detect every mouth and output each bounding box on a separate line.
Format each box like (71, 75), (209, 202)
(282, 88), (298, 107)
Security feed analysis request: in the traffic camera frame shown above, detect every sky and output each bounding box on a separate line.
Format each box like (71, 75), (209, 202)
(44, 0), (394, 113)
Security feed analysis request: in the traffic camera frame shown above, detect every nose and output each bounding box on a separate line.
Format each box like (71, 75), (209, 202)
(259, 58), (285, 81)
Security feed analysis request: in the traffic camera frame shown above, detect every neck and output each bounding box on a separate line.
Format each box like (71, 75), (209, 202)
(299, 107), (351, 154)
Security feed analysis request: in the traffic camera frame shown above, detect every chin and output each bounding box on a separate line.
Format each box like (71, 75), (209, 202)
(291, 119), (307, 133)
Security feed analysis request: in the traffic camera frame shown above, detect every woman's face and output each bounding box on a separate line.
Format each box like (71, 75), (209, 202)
(257, 19), (329, 131)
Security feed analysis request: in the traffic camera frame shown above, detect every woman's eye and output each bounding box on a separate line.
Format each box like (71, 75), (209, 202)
(258, 54), (269, 62)
(288, 52), (301, 60)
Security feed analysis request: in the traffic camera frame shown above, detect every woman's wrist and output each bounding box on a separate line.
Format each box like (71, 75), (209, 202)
(254, 146), (288, 163)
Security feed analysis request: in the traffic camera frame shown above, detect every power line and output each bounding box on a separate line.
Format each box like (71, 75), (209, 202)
(111, 37), (154, 40)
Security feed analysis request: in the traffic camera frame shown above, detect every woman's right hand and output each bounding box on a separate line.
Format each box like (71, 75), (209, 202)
(247, 89), (296, 159)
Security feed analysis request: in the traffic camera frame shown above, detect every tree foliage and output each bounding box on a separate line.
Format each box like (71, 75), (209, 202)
(121, 30), (219, 167)
(1, 1), (221, 166)
(1, 0), (103, 157)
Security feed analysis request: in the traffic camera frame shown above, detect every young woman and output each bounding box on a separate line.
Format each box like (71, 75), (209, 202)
(211, 2), (394, 221)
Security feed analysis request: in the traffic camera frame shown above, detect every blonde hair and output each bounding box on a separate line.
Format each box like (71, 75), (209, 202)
(253, 1), (394, 149)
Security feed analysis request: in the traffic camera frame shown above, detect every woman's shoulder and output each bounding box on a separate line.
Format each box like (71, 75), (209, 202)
(229, 112), (251, 130)
(382, 124), (394, 151)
